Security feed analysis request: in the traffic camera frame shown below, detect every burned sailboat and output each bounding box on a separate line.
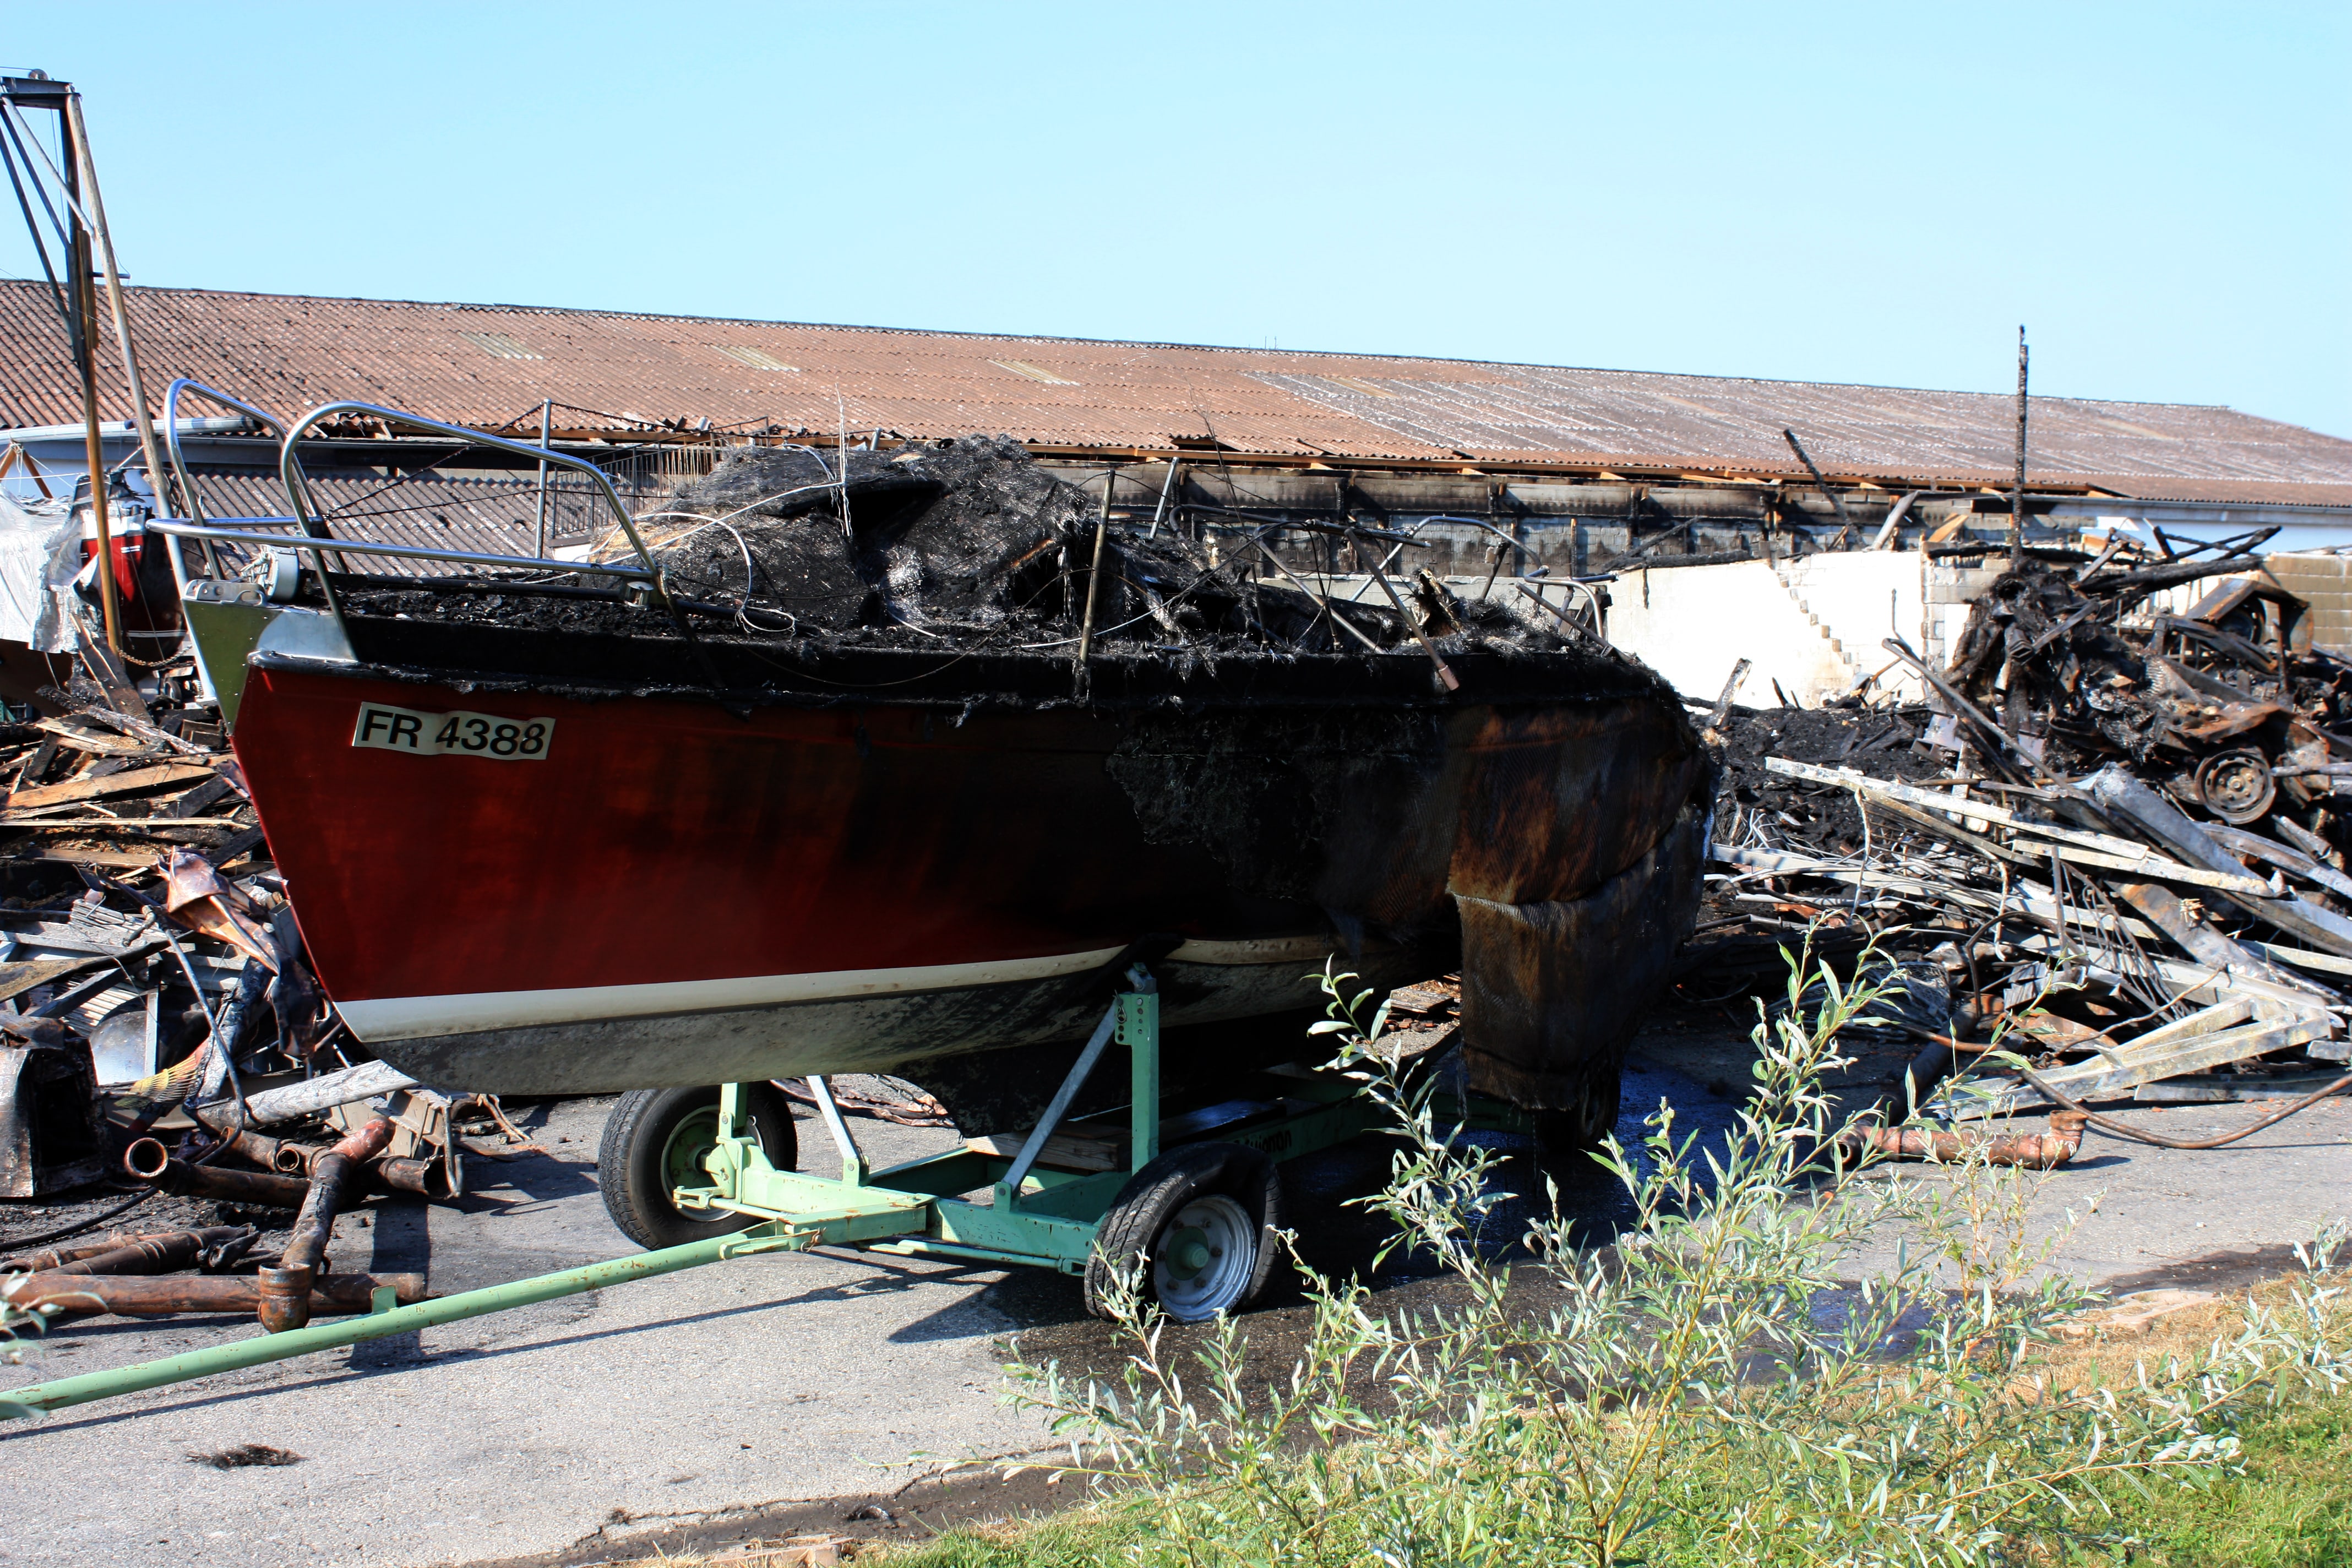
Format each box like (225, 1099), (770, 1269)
(175, 405), (1711, 1142)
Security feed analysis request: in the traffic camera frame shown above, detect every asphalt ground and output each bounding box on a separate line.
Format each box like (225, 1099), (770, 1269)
(1, 1004), (2346, 1568)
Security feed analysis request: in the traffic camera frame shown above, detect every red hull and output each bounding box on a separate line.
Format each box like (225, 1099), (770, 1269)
(232, 639), (1705, 1099)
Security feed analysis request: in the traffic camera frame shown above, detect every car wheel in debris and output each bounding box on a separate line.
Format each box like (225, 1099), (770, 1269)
(597, 1084), (798, 1250)
(1084, 1141), (1283, 1323)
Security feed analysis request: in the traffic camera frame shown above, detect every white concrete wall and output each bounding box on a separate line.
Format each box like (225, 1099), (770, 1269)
(1602, 552), (1956, 706)
(1781, 552), (1934, 700)
(1604, 558), (1860, 706)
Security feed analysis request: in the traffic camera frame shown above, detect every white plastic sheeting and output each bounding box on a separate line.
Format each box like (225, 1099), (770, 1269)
(0, 491), (85, 651)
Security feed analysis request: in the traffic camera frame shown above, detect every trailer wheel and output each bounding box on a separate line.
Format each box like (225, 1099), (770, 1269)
(598, 1085), (798, 1250)
(1085, 1142), (1283, 1323)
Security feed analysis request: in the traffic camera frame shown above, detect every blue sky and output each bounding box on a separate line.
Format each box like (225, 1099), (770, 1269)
(2, 2), (2344, 435)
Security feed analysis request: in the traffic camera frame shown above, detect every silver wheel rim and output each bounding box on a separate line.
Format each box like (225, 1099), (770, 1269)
(1151, 1194), (1256, 1321)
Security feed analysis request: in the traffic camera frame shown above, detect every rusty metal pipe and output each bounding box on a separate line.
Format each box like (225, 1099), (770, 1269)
(1845, 1111), (2086, 1169)
(8, 1269), (429, 1321)
(199, 1103), (450, 1197)
(247, 1143), (451, 1200)
(367, 1156), (455, 1200)
(274, 1144), (330, 1175)
(190, 1101), (313, 1174)
(262, 1141), (333, 1176)
(50, 1227), (249, 1277)
(3, 1232), (166, 1274)
(122, 1140), (312, 1207)
(258, 1117), (393, 1333)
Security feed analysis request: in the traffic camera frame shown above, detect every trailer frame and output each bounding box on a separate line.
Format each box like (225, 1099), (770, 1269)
(5, 966), (1523, 1418)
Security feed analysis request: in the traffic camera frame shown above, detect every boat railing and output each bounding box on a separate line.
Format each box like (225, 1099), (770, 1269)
(146, 395), (666, 645)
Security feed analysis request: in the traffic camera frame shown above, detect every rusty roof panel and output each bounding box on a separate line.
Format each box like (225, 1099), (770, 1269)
(3, 282), (2345, 505)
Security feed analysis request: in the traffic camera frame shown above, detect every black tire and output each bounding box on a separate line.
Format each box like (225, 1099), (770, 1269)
(597, 1084), (798, 1250)
(1084, 1141), (1284, 1324)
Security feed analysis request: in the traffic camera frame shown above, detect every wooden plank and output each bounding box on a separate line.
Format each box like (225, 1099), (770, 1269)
(4, 761), (215, 812)
(0, 815), (246, 829)
(2046, 841), (2274, 894)
(1386, 986), (1455, 1017)
(2119, 997), (2256, 1053)
(1956, 1014), (2326, 1119)
(2115, 883), (2299, 988)
(1767, 758), (2148, 856)
(1766, 757), (2273, 894)
(214, 825), (269, 866)
(162, 775), (237, 820)
(2137, 1073), (2352, 1104)
(16, 848), (166, 870)
(10, 739), (56, 791)
(967, 1098), (1284, 1174)
(69, 641), (149, 718)
(964, 1131), (1122, 1173)
(0, 954), (108, 1004)
(29, 718), (150, 758)
(2250, 941), (2352, 978)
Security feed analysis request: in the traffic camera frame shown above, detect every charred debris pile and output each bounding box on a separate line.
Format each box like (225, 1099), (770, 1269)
(0, 630), (962, 1324)
(1684, 538), (2352, 1159)
(0, 637), (540, 1325)
(345, 435), (1594, 679)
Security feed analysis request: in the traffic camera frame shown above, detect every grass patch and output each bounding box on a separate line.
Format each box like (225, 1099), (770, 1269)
(2061, 1378), (2352, 1567)
(863, 1375), (2352, 1566)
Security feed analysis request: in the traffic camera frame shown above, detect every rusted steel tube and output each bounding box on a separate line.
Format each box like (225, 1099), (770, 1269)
(122, 1140), (312, 1207)
(4, 1232), (161, 1273)
(50, 1227), (249, 1277)
(230, 1138), (453, 1200)
(190, 1102), (314, 1174)
(1846, 1111), (2086, 1169)
(189, 1103), (330, 1178)
(198, 1104), (454, 1204)
(259, 1116), (394, 1333)
(367, 1156), (455, 1200)
(8, 1270), (429, 1321)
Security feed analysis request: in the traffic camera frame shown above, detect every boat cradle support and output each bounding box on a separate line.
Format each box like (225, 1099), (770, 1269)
(672, 967), (1401, 1272)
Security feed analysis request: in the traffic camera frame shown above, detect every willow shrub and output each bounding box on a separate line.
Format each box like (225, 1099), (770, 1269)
(1009, 943), (2352, 1567)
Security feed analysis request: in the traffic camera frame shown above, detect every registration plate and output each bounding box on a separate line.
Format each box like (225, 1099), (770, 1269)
(352, 703), (554, 760)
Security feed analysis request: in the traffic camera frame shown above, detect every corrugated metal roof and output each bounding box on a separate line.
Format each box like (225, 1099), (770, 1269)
(5, 281), (2346, 504)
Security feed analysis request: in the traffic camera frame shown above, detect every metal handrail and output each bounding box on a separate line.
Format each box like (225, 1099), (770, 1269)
(161, 378), (289, 530)
(276, 401), (663, 585)
(145, 518), (658, 582)
(160, 379), (298, 589)
(200, 399), (672, 643)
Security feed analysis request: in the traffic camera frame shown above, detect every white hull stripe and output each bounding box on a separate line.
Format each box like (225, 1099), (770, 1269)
(336, 935), (1344, 1043)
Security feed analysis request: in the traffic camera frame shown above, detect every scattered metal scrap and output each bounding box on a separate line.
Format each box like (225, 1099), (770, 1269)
(1682, 538), (2352, 1156)
(0, 631), (520, 1329)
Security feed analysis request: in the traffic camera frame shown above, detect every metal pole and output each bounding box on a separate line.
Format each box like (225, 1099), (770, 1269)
(1148, 458), (1181, 538)
(1075, 467), (1114, 667)
(59, 105), (119, 652)
(532, 398), (552, 557)
(66, 94), (169, 576)
(1125, 978), (1159, 1173)
(2, 1226), (796, 1418)
(1781, 428), (1854, 538)
(2010, 326), (2029, 569)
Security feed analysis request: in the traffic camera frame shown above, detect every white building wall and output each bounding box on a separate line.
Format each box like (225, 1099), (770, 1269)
(1604, 557), (1868, 706)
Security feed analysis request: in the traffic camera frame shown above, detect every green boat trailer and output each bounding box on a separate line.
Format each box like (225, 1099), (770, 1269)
(4, 968), (1521, 1418)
